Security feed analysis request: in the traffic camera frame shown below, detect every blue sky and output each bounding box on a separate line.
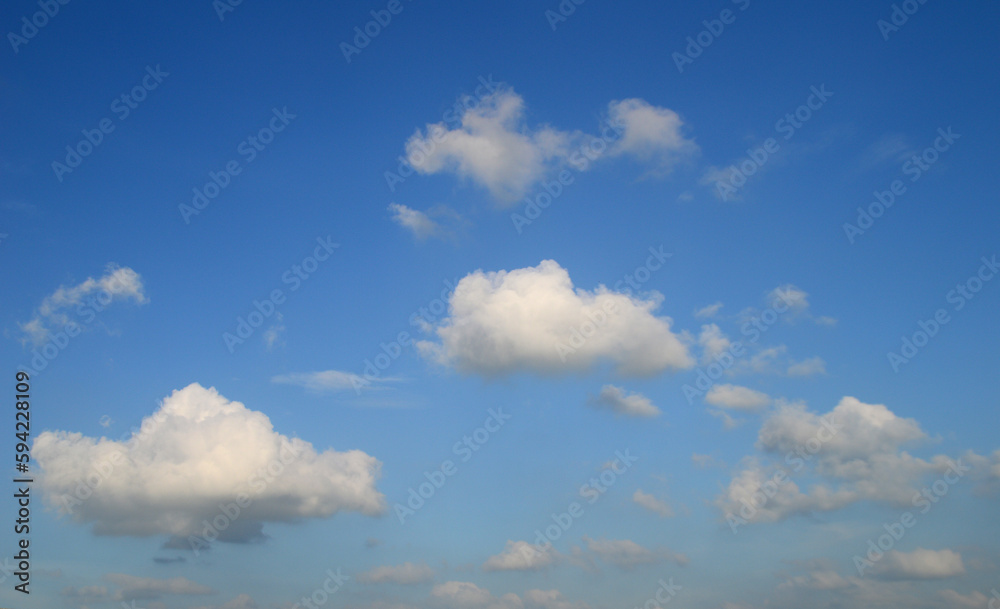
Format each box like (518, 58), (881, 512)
(2, 1), (1000, 608)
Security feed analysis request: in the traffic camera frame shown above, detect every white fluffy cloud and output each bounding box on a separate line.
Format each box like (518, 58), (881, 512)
(417, 260), (693, 377)
(358, 562), (435, 585)
(698, 323), (732, 363)
(429, 582), (587, 609)
(589, 385), (660, 418)
(482, 541), (559, 572)
(403, 89), (696, 204)
(632, 489), (674, 517)
(405, 89), (574, 202)
(606, 98), (698, 172)
(871, 549), (965, 580)
(704, 384), (771, 412)
(582, 537), (687, 569)
(34, 383), (384, 542)
(20, 264), (147, 344)
(431, 581), (524, 609)
(717, 397), (974, 524)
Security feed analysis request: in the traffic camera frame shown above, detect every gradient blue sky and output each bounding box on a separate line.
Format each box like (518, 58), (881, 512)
(2, 1), (999, 609)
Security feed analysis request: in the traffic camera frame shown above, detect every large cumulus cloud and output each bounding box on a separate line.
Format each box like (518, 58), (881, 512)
(33, 383), (384, 542)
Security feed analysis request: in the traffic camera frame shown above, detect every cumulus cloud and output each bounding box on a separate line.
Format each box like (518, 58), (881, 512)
(582, 537), (687, 569)
(704, 384), (771, 412)
(405, 89), (575, 202)
(430, 581), (524, 609)
(606, 98), (698, 172)
(521, 590), (589, 609)
(483, 541), (559, 572)
(190, 594), (259, 609)
(358, 562), (435, 585)
(632, 489), (674, 517)
(589, 385), (660, 418)
(428, 582), (588, 609)
(34, 383), (384, 542)
(716, 397), (975, 524)
(698, 323), (732, 363)
(416, 260), (693, 377)
(403, 89), (696, 204)
(871, 549), (965, 580)
(20, 264), (148, 344)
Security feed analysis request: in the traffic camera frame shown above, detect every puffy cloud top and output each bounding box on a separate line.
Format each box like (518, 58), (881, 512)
(34, 383), (384, 542)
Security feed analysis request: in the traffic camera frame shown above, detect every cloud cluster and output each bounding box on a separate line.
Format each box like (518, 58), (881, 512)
(405, 90), (575, 202)
(403, 89), (697, 204)
(716, 397), (971, 523)
(482, 540), (559, 572)
(34, 383), (384, 542)
(417, 260), (693, 377)
(431, 582), (587, 609)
